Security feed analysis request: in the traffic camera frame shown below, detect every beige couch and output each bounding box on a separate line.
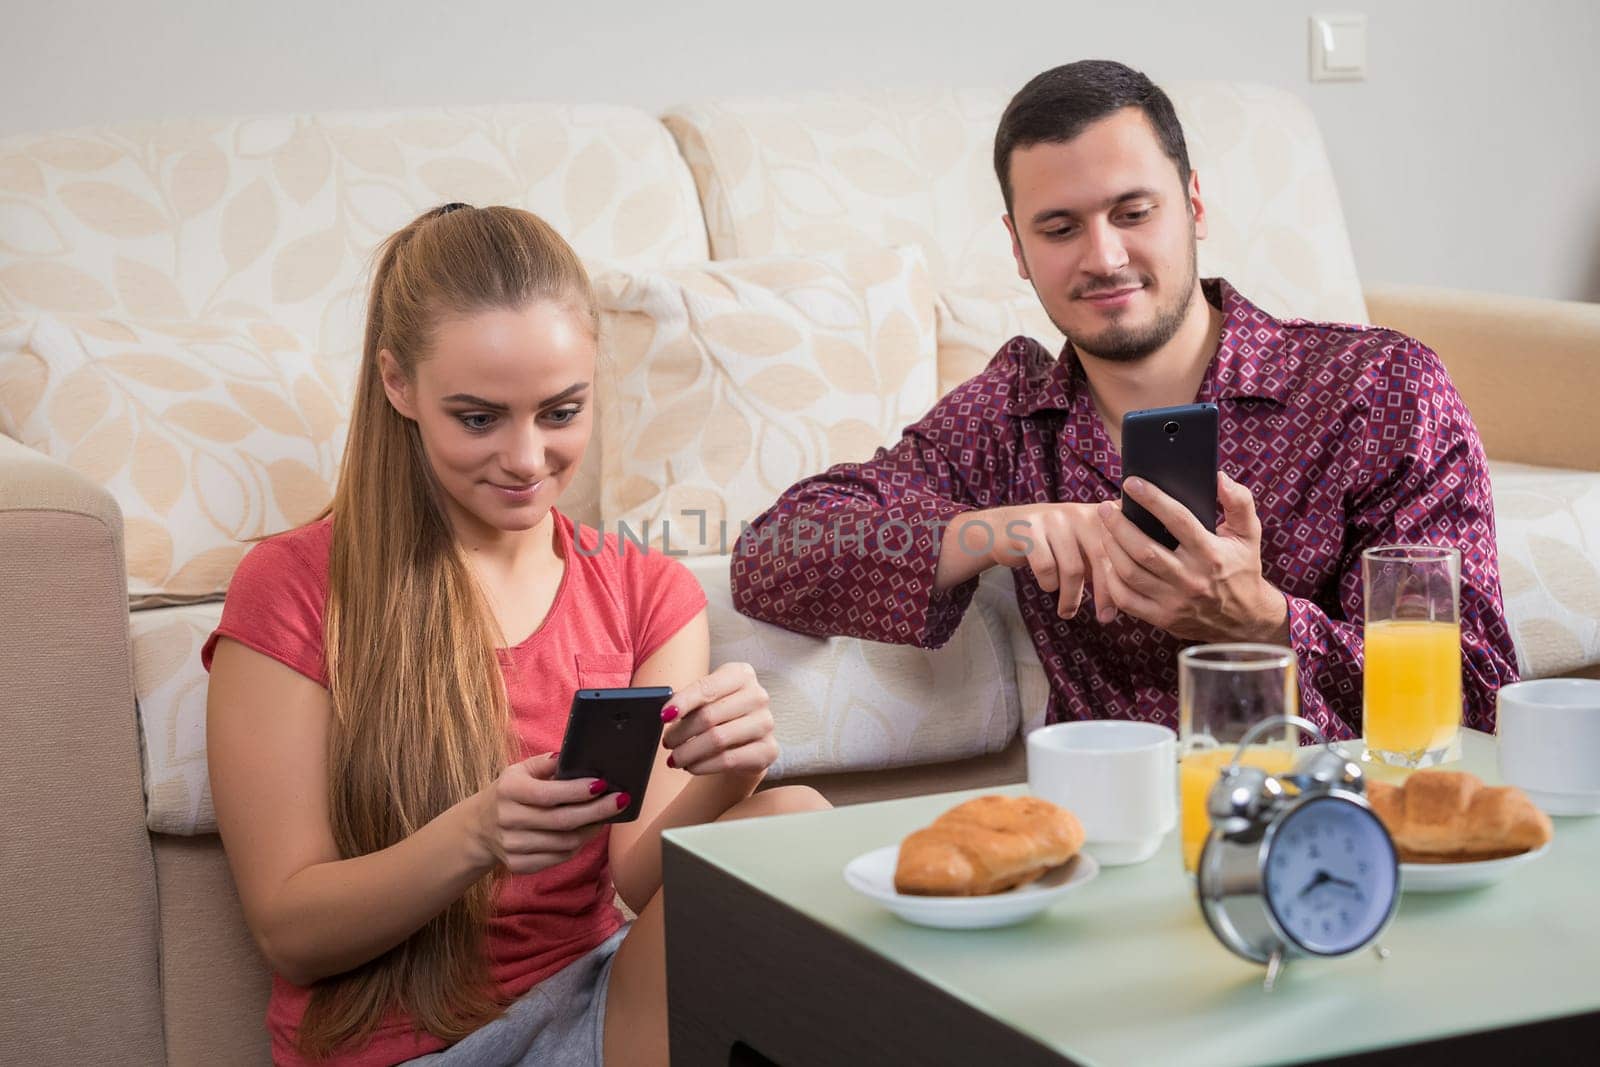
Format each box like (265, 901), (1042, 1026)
(3, 84), (1597, 1065)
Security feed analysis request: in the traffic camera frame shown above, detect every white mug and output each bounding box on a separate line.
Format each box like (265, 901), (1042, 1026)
(1026, 720), (1178, 865)
(1497, 678), (1600, 815)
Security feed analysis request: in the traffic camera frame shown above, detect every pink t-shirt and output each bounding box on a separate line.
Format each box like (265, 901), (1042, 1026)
(201, 509), (707, 1066)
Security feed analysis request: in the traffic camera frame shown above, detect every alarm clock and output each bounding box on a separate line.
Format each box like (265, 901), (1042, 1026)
(1196, 715), (1400, 990)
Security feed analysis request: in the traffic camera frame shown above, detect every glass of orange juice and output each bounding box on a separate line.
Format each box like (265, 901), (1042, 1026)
(1178, 644), (1298, 874)
(1362, 545), (1462, 768)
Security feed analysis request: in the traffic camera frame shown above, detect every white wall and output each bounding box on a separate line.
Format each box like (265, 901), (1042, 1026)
(4, 0), (1598, 302)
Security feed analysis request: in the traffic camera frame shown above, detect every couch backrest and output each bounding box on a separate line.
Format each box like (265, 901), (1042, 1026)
(665, 82), (1368, 324)
(0, 103), (711, 529)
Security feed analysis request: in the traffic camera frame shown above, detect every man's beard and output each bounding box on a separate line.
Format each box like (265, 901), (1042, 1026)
(1037, 236), (1200, 364)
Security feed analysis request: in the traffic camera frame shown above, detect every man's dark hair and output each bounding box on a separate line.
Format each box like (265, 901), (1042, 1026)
(994, 60), (1191, 216)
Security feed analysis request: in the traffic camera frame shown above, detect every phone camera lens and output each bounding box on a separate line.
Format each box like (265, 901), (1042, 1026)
(1163, 420), (1180, 435)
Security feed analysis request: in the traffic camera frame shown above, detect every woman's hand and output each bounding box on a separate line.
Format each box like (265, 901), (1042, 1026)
(469, 752), (626, 876)
(659, 661), (778, 779)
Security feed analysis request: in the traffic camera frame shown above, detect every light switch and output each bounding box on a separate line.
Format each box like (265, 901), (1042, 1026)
(1309, 13), (1368, 82)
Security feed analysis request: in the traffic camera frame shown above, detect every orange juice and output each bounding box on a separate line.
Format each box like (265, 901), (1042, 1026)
(1364, 619), (1462, 761)
(1179, 745), (1297, 872)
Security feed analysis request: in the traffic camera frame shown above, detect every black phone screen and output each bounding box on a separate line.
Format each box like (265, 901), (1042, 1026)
(1120, 402), (1219, 550)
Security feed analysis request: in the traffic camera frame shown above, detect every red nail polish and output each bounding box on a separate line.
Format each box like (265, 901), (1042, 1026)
(615, 792), (631, 811)
(589, 779), (607, 795)
(666, 753), (676, 769)
(661, 705), (679, 723)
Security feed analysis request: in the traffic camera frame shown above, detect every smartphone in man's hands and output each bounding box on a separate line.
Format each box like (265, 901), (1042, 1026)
(1120, 402), (1219, 550)
(555, 686), (672, 822)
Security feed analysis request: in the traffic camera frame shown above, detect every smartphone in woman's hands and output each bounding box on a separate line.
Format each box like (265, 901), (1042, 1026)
(555, 686), (672, 822)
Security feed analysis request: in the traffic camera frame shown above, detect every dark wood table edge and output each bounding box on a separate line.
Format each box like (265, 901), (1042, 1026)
(1310, 1009), (1600, 1066)
(664, 837), (1076, 1067)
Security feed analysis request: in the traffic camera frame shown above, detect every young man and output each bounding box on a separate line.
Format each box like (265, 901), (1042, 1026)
(730, 60), (1517, 740)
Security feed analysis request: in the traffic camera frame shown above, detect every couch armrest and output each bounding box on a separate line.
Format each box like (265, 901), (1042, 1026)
(1364, 285), (1600, 472)
(0, 435), (165, 1063)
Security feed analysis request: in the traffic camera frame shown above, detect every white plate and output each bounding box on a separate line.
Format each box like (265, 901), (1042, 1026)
(1399, 842), (1551, 893)
(843, 845), (1099, 929)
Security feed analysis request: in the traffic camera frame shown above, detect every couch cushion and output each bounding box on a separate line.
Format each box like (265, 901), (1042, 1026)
(0, 314), (339, 603)
(665, 90), (1015, 290)
(684, 553), (1020, 777)
(153, 835), (272, 1067)
(1489, 461), (1600, 678)
(593, 247), (937, 552)
(0, 104), (707, 360)
(132, 601), (223, 834)
(664, 83), (1367, 324)
(935, 284), (1065, 397)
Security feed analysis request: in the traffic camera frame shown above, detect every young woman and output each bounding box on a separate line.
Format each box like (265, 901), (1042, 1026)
(203, 203), (827, 1066)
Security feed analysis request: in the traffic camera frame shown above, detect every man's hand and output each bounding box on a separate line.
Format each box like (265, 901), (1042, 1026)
(937, 503), (1106, 618)
(1092, 472), (1289, 642)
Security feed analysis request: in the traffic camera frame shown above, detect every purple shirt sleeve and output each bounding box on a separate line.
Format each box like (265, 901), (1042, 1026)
(1287, 339), (1519, 738)
(731, 384), (1015, 649)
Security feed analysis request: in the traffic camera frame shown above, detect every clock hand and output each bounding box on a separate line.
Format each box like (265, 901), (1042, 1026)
(1298, 869), (1332, 898)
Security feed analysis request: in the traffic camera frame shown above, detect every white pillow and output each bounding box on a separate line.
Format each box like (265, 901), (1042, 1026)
(935, 283), (1065, 397)
(593, 247), (937, 555)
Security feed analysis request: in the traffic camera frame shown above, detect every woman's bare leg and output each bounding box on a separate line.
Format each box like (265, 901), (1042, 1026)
(601, 786), (830, 1066)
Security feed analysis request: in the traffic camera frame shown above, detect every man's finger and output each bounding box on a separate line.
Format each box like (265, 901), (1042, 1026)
(1098, 500), (1185, 585)
(1099, 515), (1169, 599)
(1217, 472), (1261, 538)
(1093, 552), (1119, 624)
(1122, 477), (1211, 550)
(1045, 525), (1087, 618)
(1093, 545), (1165, 626)
(1025, 523), (1061, 594)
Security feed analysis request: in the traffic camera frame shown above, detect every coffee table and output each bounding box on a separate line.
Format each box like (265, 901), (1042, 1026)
(662, 730), (1600, 1065)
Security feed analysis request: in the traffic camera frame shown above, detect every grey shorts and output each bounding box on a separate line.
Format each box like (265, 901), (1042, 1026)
(404, 925), (629, 1067)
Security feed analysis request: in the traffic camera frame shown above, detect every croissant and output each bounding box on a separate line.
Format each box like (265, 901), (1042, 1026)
(894, 795), (1085, 896)
(1367, 770), (1553, 864)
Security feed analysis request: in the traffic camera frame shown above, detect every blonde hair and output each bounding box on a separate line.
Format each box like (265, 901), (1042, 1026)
(296, 204), (597, 1059)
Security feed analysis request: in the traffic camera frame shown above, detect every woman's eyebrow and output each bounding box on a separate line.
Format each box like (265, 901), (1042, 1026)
(441, 382), (590, 410)
(538, 382), (590, 406)
(441, 392), (509, 411)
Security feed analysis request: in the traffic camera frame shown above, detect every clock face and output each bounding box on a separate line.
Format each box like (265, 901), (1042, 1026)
(1262, 795), (1398, 956)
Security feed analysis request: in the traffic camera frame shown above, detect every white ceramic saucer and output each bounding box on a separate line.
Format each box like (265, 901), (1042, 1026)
(843, 844), (1098, 929)
(1399, 842), (1551, 893)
